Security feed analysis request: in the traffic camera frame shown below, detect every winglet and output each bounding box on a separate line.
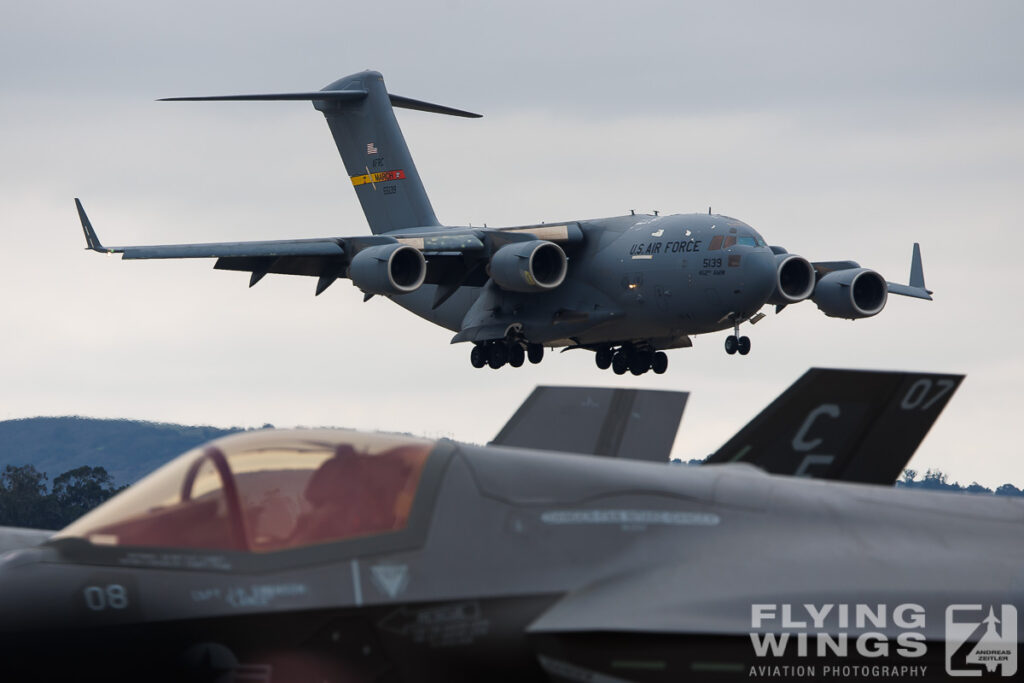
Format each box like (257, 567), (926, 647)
(909, 242), (926, 290)
(75, 198), (107, 252)
(886, 242), (932, 300)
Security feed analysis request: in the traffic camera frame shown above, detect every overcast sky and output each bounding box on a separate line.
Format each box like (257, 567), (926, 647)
(2, 1), (1022, 486)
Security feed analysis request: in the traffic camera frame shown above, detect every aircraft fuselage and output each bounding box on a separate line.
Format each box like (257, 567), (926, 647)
(393, 212), (778, 349)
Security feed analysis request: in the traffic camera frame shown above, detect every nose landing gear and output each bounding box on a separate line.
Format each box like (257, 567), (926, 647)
(724, 319), (751, 356)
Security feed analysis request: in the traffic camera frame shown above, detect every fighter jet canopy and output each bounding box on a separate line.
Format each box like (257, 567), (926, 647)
(53, 430), (435, 553)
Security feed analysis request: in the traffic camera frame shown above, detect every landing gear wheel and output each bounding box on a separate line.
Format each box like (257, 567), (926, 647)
(527, 343), (544, 364)
(652, 351), (668, 374)
(737, 336), (751, 356)
(487, 341), (507, 369)
(595, 347), (613, 370)
(724, 335), (738, 355)
(470, 344), (486, 368)
(612, 352), (628, 375)
(508, 343), (525, 367)
(629, 352), (651, 375)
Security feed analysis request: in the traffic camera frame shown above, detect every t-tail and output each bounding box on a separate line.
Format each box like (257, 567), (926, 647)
(160, 70), (481, 235)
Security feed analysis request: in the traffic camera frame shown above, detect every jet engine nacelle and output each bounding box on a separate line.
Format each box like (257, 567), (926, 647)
(489, 240), (568, 293)
(767, 253), (816, 305)
(348, 243), (426, 295)
(813, 268), (888, 319)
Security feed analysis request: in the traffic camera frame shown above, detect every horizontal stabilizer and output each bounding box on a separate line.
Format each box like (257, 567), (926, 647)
(492, 386), (688, 462)
(388, 94), (482, 118)
(705, 368), (963, 484)
(159, 89), (368, 102)
(159, 90), (482, 118)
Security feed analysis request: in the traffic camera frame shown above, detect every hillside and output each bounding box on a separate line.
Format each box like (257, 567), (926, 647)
(0, 417), (244, 485)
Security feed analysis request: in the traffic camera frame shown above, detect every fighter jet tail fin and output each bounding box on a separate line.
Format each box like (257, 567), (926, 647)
(160, 70), (481, 235)
(705, 368), (963, 485)
(491, 386), (688, 462)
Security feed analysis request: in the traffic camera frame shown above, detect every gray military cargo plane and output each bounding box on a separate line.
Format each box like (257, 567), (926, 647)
(76, 70), (933, 374)
(2, 371), (1007, 683)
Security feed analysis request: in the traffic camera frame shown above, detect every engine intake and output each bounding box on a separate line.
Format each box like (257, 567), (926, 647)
(767, 254), (816, 305)
(348, 243), (426, 295)
(490, 240), (568, 293)
(813, 268), (888, 319)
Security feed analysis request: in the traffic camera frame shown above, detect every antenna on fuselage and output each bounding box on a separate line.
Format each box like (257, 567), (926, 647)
(708, 206), (712, 215)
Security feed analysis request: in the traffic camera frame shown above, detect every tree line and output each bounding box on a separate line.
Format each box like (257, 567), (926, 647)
(0, 464), (124, 529)
(897, 468), (1024, 496)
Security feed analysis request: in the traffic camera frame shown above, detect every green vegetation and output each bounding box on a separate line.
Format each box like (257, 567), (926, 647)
(896, 468), (1024, 496)
(0, 464), (123, 529)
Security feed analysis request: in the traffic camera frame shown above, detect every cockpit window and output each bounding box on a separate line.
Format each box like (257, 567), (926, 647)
(737, 236), (758, 247)
(54, 430), (434, 553)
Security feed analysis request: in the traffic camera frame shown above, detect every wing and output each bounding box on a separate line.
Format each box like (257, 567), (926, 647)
(813, 242), (932, 301)
(704, 368), (963, 484)
(490, 386), (688, 461)
(77, 199), (581, 302)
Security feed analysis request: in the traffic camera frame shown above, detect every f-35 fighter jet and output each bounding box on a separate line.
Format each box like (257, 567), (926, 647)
(1, 371), (1004, 683)
(77, 71), (931, 374)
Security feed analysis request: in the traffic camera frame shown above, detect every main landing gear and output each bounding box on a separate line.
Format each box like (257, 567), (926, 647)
(724, 319), (751, 356)
(595, 344), (668, 376)
(470, 338), (544, 370)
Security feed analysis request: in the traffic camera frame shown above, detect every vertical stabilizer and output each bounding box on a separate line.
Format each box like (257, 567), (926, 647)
(491, 386), (689, 462)
(314, 71), (439, 234)
(159, 70), (480, 235)
(705, 368), (963, 484)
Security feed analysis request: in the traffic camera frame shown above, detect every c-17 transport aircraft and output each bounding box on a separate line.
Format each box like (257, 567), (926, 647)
(1, 370), (1000, 683)
(76, 70), (932, 374)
